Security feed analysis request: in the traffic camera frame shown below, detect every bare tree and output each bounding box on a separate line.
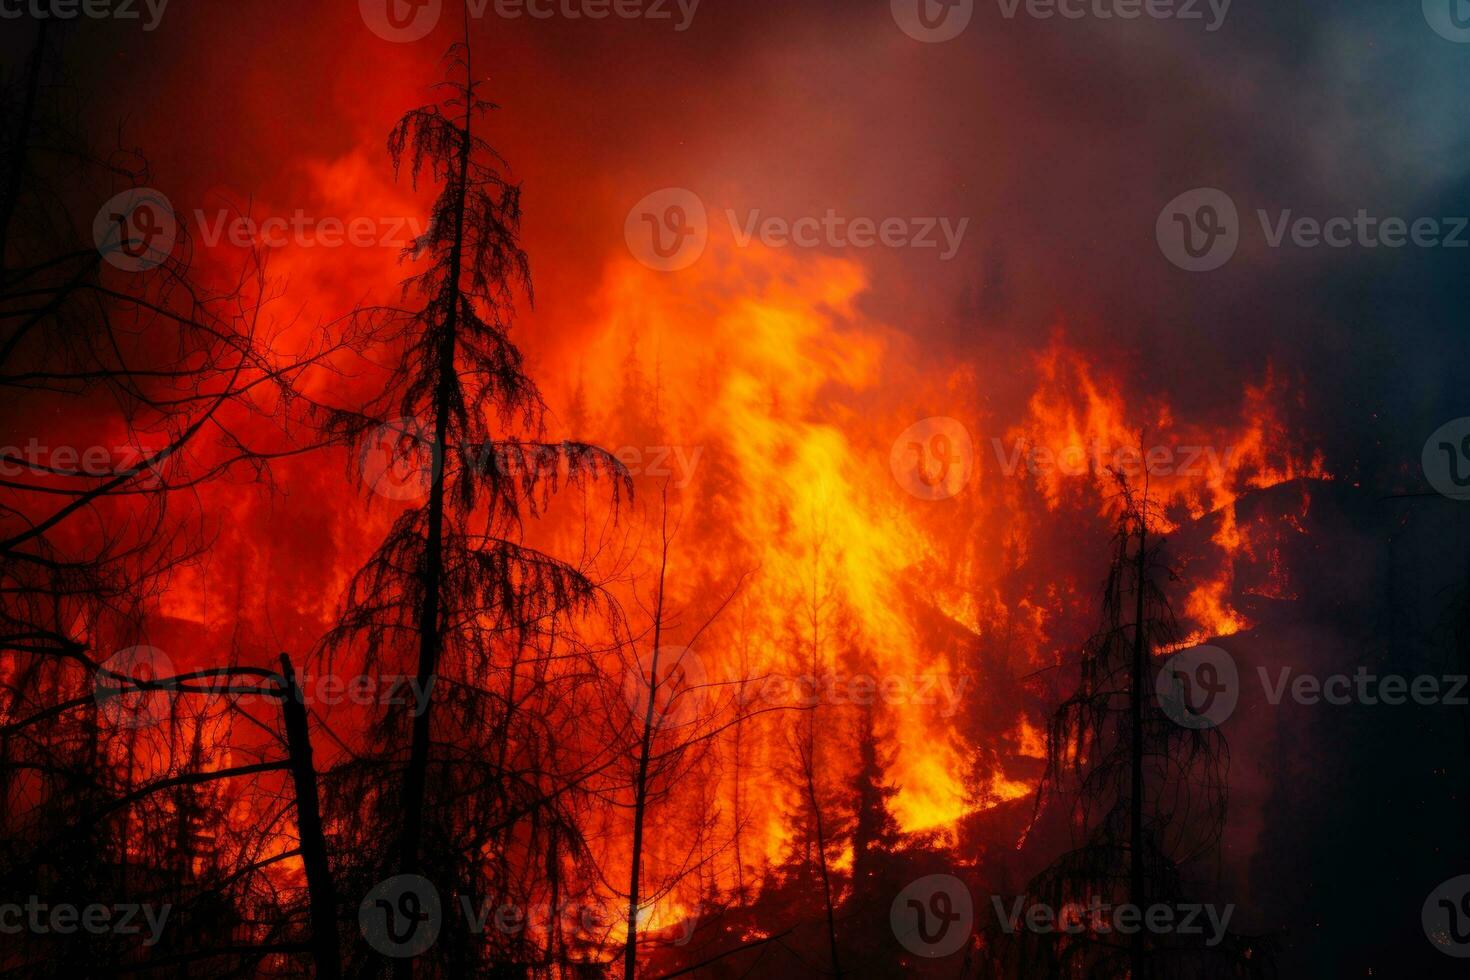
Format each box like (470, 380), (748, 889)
(618, 487), (747, 979)
(0, 22), (366, 975)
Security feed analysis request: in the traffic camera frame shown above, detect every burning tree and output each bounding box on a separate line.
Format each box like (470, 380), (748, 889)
(319, 36), (629, 977)
(986, 477), (1266, 979)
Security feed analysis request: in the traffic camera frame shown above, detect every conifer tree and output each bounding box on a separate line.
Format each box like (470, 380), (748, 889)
(322, 34), (629, 977)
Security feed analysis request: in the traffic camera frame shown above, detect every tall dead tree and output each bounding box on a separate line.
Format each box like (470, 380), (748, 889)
(619, 488), (746, 979)
(321, 34), (628, 977)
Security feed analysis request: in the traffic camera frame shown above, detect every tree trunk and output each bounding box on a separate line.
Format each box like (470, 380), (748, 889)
(1129, 509), (1148, 980)
(279, 653), (341, 980)
(396, 55), (475, 912)
(806, 753), (843, 980)
(624, 509), (671, 980)
(806, 547), (842, 980)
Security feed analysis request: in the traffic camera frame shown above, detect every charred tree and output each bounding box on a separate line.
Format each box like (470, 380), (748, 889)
(998, 478), (1261, 979)
(623, 508), (673, 980)
(321, 36), (628, 978)
(279, 653), (342, 980)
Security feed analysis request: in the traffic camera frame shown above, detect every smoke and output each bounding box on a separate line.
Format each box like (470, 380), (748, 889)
(11, 2), (1469, 971)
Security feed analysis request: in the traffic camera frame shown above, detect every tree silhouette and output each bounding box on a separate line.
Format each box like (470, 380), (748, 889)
(615, 487), (754, 979)
(991, 477), (1262, 979)
(1, 21), (369, 976)
(320, 34), (629, 977)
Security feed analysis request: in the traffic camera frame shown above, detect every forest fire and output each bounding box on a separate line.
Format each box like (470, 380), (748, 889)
(559, 243), (1330, 863)
(4, 3), (1468, 978)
